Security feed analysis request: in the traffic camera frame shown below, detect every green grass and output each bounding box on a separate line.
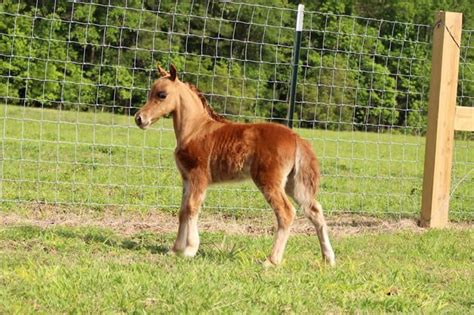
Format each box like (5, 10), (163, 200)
(0, 225), (472, 313)
(0, 104), (473, 220)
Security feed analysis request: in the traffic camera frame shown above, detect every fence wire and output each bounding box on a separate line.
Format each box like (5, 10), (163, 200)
(0, 0), (472, 220)
(452, 29), (474, 220)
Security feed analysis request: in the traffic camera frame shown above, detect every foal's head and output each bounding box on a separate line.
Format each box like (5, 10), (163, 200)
(135, 64), (180, 129)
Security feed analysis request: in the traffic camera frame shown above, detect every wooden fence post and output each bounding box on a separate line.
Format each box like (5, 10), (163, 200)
(420, 11), (463, 228)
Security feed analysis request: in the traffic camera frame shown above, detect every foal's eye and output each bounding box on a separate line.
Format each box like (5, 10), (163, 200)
(157, 91), (167, 99)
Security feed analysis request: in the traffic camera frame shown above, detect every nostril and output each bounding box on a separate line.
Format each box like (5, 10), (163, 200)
(135, 114), (142, 126)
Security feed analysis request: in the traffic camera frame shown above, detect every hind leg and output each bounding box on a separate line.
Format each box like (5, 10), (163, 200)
(304, 201), (335, 265)
(287, 182), (335, 266)
(171, 183), (189, 253)
(260, 185), (296, 266)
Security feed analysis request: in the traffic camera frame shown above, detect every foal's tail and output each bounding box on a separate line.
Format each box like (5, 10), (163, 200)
(292, 138), (321, 204)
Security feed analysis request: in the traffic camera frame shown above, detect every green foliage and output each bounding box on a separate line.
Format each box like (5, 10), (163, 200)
(0, 0), (472, 130)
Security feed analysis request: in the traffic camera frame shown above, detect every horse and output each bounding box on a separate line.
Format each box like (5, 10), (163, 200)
(134, 64), (335, 267)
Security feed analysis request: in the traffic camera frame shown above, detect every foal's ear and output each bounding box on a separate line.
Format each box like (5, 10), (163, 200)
(157, 64), (168, 77)
(169, 64), (177, 81)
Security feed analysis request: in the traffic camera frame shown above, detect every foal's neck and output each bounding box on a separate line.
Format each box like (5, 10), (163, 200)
(172, 82), (221, 147)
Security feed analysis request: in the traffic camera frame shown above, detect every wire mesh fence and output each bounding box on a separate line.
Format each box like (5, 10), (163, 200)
(0, 0), (472, 220)
(452, 28), (474, 219)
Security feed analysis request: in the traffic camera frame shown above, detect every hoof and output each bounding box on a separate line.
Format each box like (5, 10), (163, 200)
(167, 249), (179, 256)
(324, 257), (336, 267)
(262, 258), (277, 268)
(182, 247), (198, 258)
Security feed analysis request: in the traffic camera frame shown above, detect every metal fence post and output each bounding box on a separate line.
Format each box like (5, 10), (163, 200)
(287, 4), (304, 129)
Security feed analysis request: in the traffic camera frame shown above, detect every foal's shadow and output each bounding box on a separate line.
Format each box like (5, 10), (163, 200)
(120, 238), (170, 255)
(54, 228), (241, 261)
(120, 237), (242, 263)
(54, 228), (170, 255)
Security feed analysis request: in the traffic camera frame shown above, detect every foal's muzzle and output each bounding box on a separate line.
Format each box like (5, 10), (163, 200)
(134, 112), (150, 129)
(135, 114), (142, 126)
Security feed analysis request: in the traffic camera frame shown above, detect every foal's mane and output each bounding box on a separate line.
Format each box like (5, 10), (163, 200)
(185, 82), (228, 123)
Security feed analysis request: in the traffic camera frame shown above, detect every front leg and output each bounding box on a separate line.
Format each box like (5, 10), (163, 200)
(171, 184), (189, 254)
(172, 179), (207, 257)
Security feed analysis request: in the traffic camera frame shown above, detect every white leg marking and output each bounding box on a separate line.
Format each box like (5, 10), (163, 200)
(268, 226), (291, 265)
(171, 221), (188, 254)
(182, 215), (200, 257)
(314, 201), (335, 266)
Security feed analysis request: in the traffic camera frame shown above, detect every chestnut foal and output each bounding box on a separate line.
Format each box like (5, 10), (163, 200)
(135, 64), (335, 266)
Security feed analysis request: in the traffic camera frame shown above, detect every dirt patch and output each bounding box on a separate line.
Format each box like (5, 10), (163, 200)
(0, 205), (471, 238)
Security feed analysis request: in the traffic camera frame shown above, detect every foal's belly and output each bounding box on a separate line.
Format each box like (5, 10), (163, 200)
(210, 156), (252, 183)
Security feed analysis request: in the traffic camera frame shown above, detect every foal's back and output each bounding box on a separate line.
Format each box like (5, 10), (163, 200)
(206, 122), (298, 184)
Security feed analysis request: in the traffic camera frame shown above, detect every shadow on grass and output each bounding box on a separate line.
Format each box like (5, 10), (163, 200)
(196, 242), (244, 263)
(3, 225), (255, 263)
(53, 228), (170, 255)
(53, 228), (245, 261)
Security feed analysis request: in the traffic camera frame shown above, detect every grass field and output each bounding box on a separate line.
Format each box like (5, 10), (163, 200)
(0, 104), (472, 220)
(0, 224), (473, 313)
